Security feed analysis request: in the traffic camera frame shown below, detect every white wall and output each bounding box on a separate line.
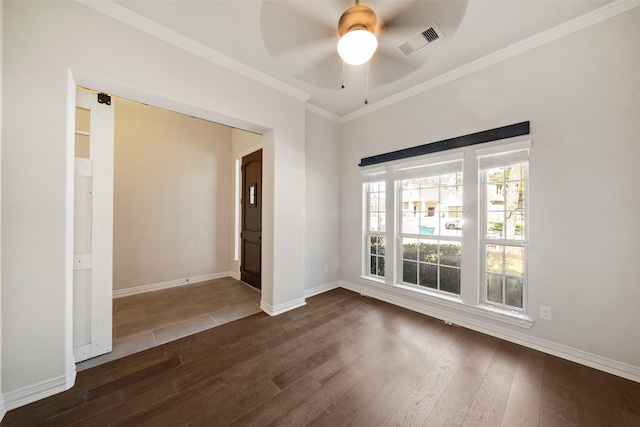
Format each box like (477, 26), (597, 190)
(305, 111), (341, 292)
(340, 7), (640, 373)
(113, 98), (233, 291)
(1, 0), (306, 406)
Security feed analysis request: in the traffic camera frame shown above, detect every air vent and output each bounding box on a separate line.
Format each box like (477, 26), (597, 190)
(397, 24), (444, 56)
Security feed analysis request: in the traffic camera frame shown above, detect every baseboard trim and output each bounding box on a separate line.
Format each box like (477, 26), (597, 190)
(304, 281), (341, 298)
(261, 297), (306, 316)
(339, 280), (640, 383)
(4, 371), (76, 412)
(113, 272), (234, 298)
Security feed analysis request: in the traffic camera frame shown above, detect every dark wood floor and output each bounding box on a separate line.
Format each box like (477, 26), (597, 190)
(3, 288), (640, 426)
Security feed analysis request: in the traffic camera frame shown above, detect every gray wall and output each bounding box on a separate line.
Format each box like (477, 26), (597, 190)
(305, 111), (341, 291)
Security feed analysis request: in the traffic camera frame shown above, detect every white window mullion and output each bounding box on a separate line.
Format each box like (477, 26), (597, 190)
(384, 165), (395, 285)
(460, 150), (479, 305)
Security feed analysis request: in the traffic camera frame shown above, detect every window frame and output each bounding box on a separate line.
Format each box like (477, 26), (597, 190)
(396, 164), (464, 295)
(477, 142), (530, 313)
(359, 140), (533, 326)
(362, 172), (387, 281)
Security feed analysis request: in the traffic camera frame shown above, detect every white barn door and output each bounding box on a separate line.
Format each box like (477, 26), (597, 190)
(73, 88), (114, 362)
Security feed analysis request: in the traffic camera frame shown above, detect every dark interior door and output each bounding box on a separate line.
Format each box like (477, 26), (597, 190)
(241, 149), (262, 289)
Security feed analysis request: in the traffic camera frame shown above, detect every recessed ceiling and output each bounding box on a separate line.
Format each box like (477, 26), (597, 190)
(112, 0), (613, 118)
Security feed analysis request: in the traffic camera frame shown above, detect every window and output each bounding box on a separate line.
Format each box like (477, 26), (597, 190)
(361, 141), (530, 320)
(399, 170), (462, 294)
(365, 180), (386, 279)
(480, 151), (528, 311)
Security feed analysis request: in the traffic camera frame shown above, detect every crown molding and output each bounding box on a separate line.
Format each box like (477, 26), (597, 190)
(76, 0), (310, 103)
(339, 0), (640, 123)
(306, 103), (341, 122)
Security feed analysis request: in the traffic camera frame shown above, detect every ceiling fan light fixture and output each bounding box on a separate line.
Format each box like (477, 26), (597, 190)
(337, 3), (378, 66)
(338, 29), (378, 65)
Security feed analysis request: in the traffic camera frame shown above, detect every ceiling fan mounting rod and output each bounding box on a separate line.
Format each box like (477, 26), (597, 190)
(338, 3), (377, 36)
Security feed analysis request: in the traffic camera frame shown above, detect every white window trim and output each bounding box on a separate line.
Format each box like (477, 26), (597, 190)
(360, 139), (534, 328)
(478, 142), (530, 312)
(359, 275), (534, 329)
(362, 180), (387, 280)
(396, 159), (464, 294)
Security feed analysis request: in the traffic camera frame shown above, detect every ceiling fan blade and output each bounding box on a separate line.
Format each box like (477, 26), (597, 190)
(293, 51), (345, 90)
(377, 0), (469, 40)
(260, 0), (341, 57)
(368, 47), (421, 88)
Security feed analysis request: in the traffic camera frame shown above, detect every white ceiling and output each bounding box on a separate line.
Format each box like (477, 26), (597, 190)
(110, 0), (613, 118)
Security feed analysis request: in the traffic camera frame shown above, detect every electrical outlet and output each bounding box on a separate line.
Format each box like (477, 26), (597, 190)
(540, 306), (552, 320)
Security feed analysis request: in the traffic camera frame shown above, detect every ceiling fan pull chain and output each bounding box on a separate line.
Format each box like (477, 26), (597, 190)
(364, 61), (370, 105)
(341, 61), (346, 89)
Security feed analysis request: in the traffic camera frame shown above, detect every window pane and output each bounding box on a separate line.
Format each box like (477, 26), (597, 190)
(378, 213), (386, 232)
(403, 261), (417, 284)
(504, 210), (525, 241)
(369, 236), (377, 255)
(378, 256), (385, 277)
(419, 221), (436, 235)
(505, 276), (523, 308)
(369, 193), (380, 212)
(370, 256), (376, 275)
(440, 242), (461, 267)
(419, 241), (438, 263)
(504, 246), (524, 276)
(369, 214), (378, 232)
(403, 238), (418, 261)
(486, 245), (504, 274)
(487, 273), (503, 303)
(487, 167), (505, 183)
(402, 211), (418, 234)
(504, 182), (522, 209)
(378, 236), (386, 256)
(422, 176), (439, 187)
(486, 212), (504, 239)
(420, 187), (439, 203)
(440, 266), (460, 294)
(419, 263), (437, 289)
(368, 213), (385, 232)
(504, 211), (524, 241)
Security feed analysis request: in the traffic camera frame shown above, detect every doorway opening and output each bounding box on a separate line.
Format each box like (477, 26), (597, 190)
(74, 90), (264, 370)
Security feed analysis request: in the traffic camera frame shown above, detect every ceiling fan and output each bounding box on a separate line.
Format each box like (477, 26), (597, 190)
(260, 1), (468, 96)
(336, 0), (379, 66)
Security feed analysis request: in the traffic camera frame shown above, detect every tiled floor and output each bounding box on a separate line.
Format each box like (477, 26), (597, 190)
(76, 276), (261, 371)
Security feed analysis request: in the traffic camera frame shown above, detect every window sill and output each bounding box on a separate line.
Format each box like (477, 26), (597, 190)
(359, 276), (534, 329)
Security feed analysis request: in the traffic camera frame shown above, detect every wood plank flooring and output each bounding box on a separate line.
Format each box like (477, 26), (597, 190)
(77, 277), (261, 371)
(3, 288), (640, 426)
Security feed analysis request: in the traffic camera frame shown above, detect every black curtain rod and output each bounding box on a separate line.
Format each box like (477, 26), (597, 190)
(359, 121), (530, 167)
